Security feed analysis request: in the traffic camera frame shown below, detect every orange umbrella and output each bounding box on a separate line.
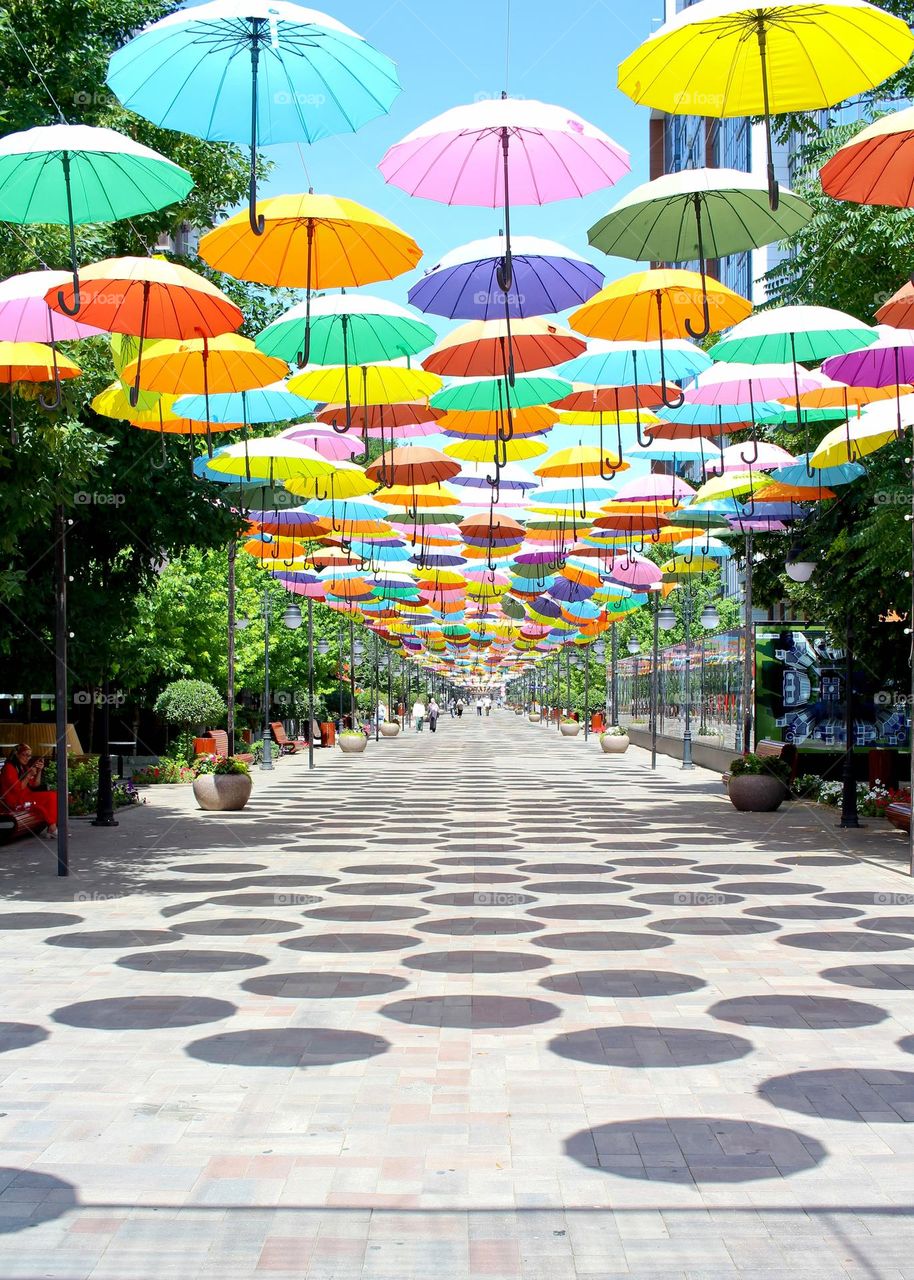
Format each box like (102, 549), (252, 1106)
(436, 405), (556, 437)
(0, 340), (82, 441)
(316, 401), (443, 432)
(820, 107), (914, 207)
(422, 317), (585, 380)
(877, 282), (914, 330)
(48, 256), (241, 407)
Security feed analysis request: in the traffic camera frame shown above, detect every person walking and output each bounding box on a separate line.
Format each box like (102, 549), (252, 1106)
(456, 698), (464, 718)
(412, 696), (426, 732)
(483, 694), (492, 716)
(475, 695), (483, 716)
(428, 697), (440, 733)
(449, 698), (457, 718)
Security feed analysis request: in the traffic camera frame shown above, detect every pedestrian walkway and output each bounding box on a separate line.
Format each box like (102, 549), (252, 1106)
(1, 711), (914, 1279)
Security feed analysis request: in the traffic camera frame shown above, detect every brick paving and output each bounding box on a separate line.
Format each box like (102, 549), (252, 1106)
(1, 710), (914, 1278)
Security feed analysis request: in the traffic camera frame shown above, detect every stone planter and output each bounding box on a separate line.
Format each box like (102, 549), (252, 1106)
(528, 712), (541, 723)
(560, 722), (580, 737)
(338, 734), (368, 754)
(727, 774), (787, 812)
(380, 722), (400, 738)
(192, 772), (252, 812)
(600, 733), (630, 754)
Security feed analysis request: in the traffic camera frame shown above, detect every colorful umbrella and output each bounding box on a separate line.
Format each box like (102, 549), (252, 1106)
(365, 445), (460, 489)
(256, 293), (434, 368)
(108, 0), (400, 232)
(820, 106), (914, 206)
(618, 0), (913, 209)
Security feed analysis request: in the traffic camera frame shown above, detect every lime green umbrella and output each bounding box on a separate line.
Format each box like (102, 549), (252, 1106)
(0, 123), (193, 315)
(256, 293), (434, 366)
(588, 168), (812, 339)
(430, 374), (571, 414)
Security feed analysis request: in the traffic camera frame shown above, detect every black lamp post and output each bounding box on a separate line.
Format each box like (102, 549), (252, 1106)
(650, 589), (661, 769)
(698, 602), (720, 736)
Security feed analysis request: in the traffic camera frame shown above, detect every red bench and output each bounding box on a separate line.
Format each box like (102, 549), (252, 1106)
(0, 803), (48, 845)
(270, 721), (308, 755)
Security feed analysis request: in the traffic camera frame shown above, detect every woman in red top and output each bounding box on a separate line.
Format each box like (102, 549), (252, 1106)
(1, 744), (58, 834)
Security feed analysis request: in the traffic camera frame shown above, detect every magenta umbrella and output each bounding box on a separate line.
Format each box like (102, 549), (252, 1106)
(379, 95), (628, 303)
(613, 474), (695, 503)
(279, 425), (366, 461)
(688, 361), (823, 466)
(0, 269), (104, 409)
(604, 551), (663, 590)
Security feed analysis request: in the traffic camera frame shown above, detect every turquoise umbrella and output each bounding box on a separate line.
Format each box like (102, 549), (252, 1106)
(257, 294), (435, 368)
(0, 123), (192, 313)
(430, 375), (571, 414)
(175, 383), (314, 425)
(106, 0), (400, 235)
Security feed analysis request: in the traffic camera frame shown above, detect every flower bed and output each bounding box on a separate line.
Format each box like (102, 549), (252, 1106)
(794, 774), (906, 818)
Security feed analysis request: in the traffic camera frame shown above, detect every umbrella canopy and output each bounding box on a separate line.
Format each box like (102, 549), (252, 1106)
(876, 282), (914, 330)
(0, 340), (81, 383)
(408, 234), (603, 320)
(821, 325), (914, 387)
(423, 317), (584, 379)
(617, 0), (913, 209)
(820, 106), (914, 206)
(173, 383), (313, 425)
(365, 446), (461, 488)
(444, 437), (548, 463)
(91, 382), (233, 436)
(316, 401), (442, 432)
(215, 437), (337, 483)
(709, 304), (878, 364)
(289, 363), (441, 406)
(535, 445), (628, 479)
(0, 270), (104, 342)
(0, 123), (193, 310)
(256, 293), (434, 367)
(108, 0), (401, 232)
(123, 334), (286, 397)
(558, 337), (711, 387)
(279, 426), (365, 460)
(687, 361), (824, 404)
(430, 375), (571, 414)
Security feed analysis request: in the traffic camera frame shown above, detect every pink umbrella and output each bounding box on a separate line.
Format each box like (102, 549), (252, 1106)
(0, 270), (104, 341)
(721, 441), (795, 473)
(686, 362), (826, 405)
(279, 425), (366, 460)
(603, 551), (663, 590)
(613, 474), (695, 503)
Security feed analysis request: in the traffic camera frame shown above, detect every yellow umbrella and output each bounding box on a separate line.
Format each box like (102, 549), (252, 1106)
(285, 461), (377, 501)
(661, 554), (720, 576)
(810, 417), (903, 468)
(0, 339), (81, 383)
(617, 0), (913, 209)
(214, 437), (336, 483)
(288, 363), (440, 407)
(91, 381), (238, 434)
(444, 437), (547, 462)
(690, 470), (765, 504)
(571, 269), (749, 344)
(534, 445), (629, 478)
(374, 483), (460, 510)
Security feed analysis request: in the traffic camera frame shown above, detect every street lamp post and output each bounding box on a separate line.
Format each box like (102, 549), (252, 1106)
(583, 645), (591, 740)
(610, 626), (618, 725)
(650, 590), (660, 769)
(698, 602), (720, 737)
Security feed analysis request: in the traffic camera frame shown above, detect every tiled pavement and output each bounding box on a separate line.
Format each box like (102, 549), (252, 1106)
(2, 711), (914, 1279)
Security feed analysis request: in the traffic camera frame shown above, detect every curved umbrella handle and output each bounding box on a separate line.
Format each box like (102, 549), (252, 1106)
(684, 195), (711, 341)
(635, 414), (655, 449)
(38, 342), (63, 411)
(660, 381), (685, 410)
(741, 431), (760, 467)
(57, 274), (82, 318)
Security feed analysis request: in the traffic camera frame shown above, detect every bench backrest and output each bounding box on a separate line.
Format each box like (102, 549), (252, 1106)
(209, 729), (229, 756)
(270, 721), (289, 745)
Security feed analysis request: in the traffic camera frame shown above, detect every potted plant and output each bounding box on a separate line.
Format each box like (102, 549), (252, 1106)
(528, 709), (542, 722)
(154, 679), (227, 765)
(560, 716), (580, 737)
(380, 720), (400, 738)
(338, 730), (368, 754)
(727, 754), (790, 812)
(600, 725), (630, 754)
(191, 755), (252, 812)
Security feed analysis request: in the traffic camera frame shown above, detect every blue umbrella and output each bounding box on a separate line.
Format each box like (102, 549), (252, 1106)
(558, 338), (711, 386)
(409, 235), (603, 321)
(769, 454), (865, 488)
(106, 0), (400, 234)
(175, 382), (314, 424)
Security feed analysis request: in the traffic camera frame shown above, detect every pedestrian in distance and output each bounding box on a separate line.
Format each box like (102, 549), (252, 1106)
(475, 695), (483, 716)
(428, 697), (440, 732)
(412, 696), (426, 732)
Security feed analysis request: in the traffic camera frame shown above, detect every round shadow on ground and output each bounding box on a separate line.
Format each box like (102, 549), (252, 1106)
(303, 904), (428, 923)
(649, 917), (780, 937)
(186, 1027), (389, 1068)
(415, 917), (545, 936)
(717, 881), (824, 896)
(550, 1025), (752, 1068)
(614, 871), (720, 886)
(821, 964), (914, 991)
(777, 856), (855, 867)
(423, 891), (537, 907)
(381, 994), (560, 1028)
(759, 1068), (914, 1122)
(340, 864), (436, 875)
(282, 932), (420, 952)
(632, 890), (744, 907)
(610, 857), (697, 867)
(173, 917), (301, 936)
(234, 874), (339, 888)
(117, 949), (267, 973)
(520, 863), (614, 875)
(202, 893), (322, 909)
(432, 856), (521, 867)
(325, 882), (429, 896)
(698, 863), (790, 876)
(404, 950), (550, 974)
(527, 904), (649, 922)
(426, 872), (530, 885)
(778, 930), (914, 953)
(745, 904), (862, 922)
(0, 911), (82, 930)
(533, 930), (672, 952)
(172, 862), (266, 874)
(818, 891), (914, 906)
(858, 916), (914, 936)
(0, 1023), (48, 1053)
(242, 972), (409, 999)
(52, 996), (235, 1030)
(540, 969), (706, 999)
(564, 1117), (825, 1183)
(0, 1168), (77, 1233)
(46, 929), (179, 949)
(708, 994), (887, 1029)
(523, 881), (627, 896)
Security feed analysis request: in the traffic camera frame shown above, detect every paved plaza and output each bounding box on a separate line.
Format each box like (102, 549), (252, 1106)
(2, 711), (914, 1279)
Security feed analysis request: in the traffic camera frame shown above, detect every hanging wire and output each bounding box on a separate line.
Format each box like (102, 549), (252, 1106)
(2, 14), (67, 122)
(504, 0), (512, 94)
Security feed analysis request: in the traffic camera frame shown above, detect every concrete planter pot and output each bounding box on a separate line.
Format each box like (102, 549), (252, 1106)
(727, 774), (787, 812)
(192, 772), (252, 812)
(338, 734), (368, 754)
(560, 722), (580, 737)
(528, 712), (541, 723)
(380, 722), (400, 738)
(600, 733), (630, 754)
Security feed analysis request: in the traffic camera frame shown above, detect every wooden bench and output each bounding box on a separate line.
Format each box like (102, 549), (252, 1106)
(0, 803), (48, 845)
(269, 721), (308, 755)
(722, 740), (798, 788)
(208, 729), (254, 764)
(887, 802), (911, 833)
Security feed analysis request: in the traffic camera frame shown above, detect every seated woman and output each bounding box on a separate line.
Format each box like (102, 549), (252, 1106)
(1, 744), (58, 835)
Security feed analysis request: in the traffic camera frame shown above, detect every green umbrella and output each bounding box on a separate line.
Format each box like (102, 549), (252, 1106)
(430, 374), (571, 414)
(0, 123), (193, 315)
(257, 293), (434, 366)
(588, 168), (812, 340)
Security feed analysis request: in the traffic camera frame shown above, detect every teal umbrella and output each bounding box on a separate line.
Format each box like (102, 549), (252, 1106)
(430, 375), (571, 414)
(0, 123), (193, 314)
(257, 293), (434, 367)
(588, 167), (812, 338)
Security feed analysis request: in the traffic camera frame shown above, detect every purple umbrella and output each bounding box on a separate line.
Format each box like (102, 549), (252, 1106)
(409, 235), (603, 321)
